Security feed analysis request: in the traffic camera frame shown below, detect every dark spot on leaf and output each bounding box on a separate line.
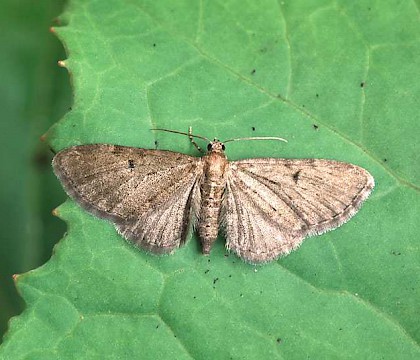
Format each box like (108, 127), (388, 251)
(153, 43), (156, 47)
(313, 124), (319, 130)
(384, 158), (387, 162)
(316, 93), (319, 98)
(156, 324), (159, 329)
(213, 277), (219, 285)
(360, 82), (365, 88)
(391, 250), (401, 256)
(251, 69), (256, 75)
(252, 126), (256, 131)
(204, 269), (209, 274)
(276, 338), (282, 344)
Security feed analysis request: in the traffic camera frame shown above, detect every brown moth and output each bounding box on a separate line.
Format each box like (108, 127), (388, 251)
(52, 129), (374, 263)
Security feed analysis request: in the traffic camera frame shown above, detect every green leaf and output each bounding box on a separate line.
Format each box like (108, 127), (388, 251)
(2, 0), (419, 359)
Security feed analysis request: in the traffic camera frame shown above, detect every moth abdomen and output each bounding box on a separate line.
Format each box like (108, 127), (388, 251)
(198, 183), (225, 254)
(198, 151), (229, 254)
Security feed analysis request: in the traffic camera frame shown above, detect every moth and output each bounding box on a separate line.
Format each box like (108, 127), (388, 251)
(52, 129), (374, 263)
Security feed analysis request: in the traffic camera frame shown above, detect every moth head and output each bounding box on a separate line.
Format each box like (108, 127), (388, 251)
(207, 140), (226, 153)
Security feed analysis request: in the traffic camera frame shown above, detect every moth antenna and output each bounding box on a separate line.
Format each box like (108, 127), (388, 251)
(151, 128), (211, 142)
(151, 127), (210, 153)
(223, 136), (288, 143)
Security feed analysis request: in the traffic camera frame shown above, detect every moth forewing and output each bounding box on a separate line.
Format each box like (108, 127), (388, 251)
(221, 158), (374, 263)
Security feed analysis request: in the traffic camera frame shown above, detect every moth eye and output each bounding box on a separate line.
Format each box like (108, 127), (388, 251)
(222, 144), (226, 151)
(207, 144), (212, 151)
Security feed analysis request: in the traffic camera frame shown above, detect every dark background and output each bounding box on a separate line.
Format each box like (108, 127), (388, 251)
(0, 0), (71, 341)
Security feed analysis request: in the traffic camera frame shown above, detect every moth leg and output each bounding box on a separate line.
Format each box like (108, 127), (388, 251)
(188, 126), (205, 153)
